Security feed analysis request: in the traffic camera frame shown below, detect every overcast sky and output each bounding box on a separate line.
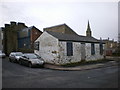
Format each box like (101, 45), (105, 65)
(0, 0), (119, 41)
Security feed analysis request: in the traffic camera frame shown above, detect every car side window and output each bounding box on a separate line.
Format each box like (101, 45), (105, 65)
(22, 55), (28, 59)
(22, 56), (26, 58)
(35, 54), (41, 58)
(11, 53), (14, 56)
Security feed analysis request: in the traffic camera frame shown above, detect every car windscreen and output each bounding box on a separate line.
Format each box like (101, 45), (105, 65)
(16, 53), (23, 56)
(25, 54), (38, 59)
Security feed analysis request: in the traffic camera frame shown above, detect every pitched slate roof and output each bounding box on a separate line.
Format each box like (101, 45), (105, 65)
(46, 31), (101, 43)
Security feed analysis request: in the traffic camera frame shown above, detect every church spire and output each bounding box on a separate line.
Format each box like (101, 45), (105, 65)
(86, 20), (92, 37)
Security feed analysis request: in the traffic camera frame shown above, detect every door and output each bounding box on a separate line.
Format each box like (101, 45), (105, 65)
(81, 43), (86, 61)
(21, 56), (28, 65)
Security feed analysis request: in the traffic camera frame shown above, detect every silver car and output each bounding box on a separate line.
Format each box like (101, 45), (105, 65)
(9, 52), (23, 62)
(0, 50), (6, 58)
(19, 53), (44, 68)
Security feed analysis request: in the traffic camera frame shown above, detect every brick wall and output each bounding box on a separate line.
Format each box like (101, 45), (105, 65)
(30, 26), (42, 49)
(44, 24), (77, 35)
(31, 27), (42, 43)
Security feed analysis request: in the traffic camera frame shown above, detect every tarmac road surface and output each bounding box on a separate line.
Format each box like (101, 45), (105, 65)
(2, 57), (119, 88)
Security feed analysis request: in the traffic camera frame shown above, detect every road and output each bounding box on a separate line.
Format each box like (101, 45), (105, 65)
(2, 57), (119, 88)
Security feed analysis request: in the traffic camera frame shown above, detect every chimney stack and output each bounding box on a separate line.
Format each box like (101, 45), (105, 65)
(10, 21), (16, 26)
(18, 22), (25, 27)
(17, 22), (27, 30)
(5, 24), (10, 28)
(1, 27), (5, 31)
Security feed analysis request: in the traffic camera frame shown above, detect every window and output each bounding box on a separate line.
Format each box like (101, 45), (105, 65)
(34, 41), (39, 50)
(67, 42), (73, 56)
(1, 32), (3, 40)
(100, 43), (103, 55)
(91, 43), (95, 55)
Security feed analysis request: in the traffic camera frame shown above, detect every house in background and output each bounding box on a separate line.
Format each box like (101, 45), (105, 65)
(2, 21), (42, 55)
(18, 26), (42, 52)
(2, 22), (19, 55)
(34, 22), (105, 65)
(103, 38), (118, 56)
(43, 23), (77, 35)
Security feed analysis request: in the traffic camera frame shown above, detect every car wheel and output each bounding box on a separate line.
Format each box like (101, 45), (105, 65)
(9, 58), (12, 62)
(19, 60), (22, 65)
(13, 59), (16, 63)
(28, 62), (33, 68)
(15, 59), (18, 63)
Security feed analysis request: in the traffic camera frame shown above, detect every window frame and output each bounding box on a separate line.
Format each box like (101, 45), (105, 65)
(100, 43), (103, 55)
(91, 43), (95, 55)
(34, 41), (39, 50)
(66, 42), (73, 56)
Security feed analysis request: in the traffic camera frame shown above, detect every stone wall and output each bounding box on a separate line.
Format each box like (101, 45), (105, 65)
(85, 43), (104, 61)
(44, 24), (77, 35)
(58, 41), (82, 65)
(58, 42), (104, 65)
(3, 24), (18, 55)
(34, 31), (59, 64)
(2, 22), (41, 55)
(3, 22), (27, 55)
(44, 24), (65, 33)
(34, 31), (105, 65)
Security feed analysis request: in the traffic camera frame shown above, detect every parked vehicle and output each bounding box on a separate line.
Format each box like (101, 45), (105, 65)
(9, 52), (23, 62)
(19, 53), (44, 68)
(0, 50), (6, 58)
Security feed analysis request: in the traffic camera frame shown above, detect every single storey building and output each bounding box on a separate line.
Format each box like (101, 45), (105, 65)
(34, 22), (105, 65)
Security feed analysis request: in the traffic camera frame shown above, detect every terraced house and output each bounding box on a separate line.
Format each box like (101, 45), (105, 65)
(2, 21), (42, 55)
(34, 22), (105, 65)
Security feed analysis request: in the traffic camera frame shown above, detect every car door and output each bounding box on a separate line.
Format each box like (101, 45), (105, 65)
(10, 53), (15, 60)
(13, 54), (16, 61)
(22, 56), (29, 65)
(20, 56), (26, 64)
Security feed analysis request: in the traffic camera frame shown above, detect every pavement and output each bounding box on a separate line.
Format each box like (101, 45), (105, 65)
(44, 56), (120, 71)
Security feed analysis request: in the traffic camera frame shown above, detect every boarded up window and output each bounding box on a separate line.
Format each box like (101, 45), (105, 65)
(34, 41), (39, 50)
(91, 43), (95, 55)
(100, 43), (103, 55)
(67, 42), (73, 56)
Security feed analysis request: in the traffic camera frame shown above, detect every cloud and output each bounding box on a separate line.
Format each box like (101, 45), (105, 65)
(0, 1), (118, 41)
(1, 0), (119, 3)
